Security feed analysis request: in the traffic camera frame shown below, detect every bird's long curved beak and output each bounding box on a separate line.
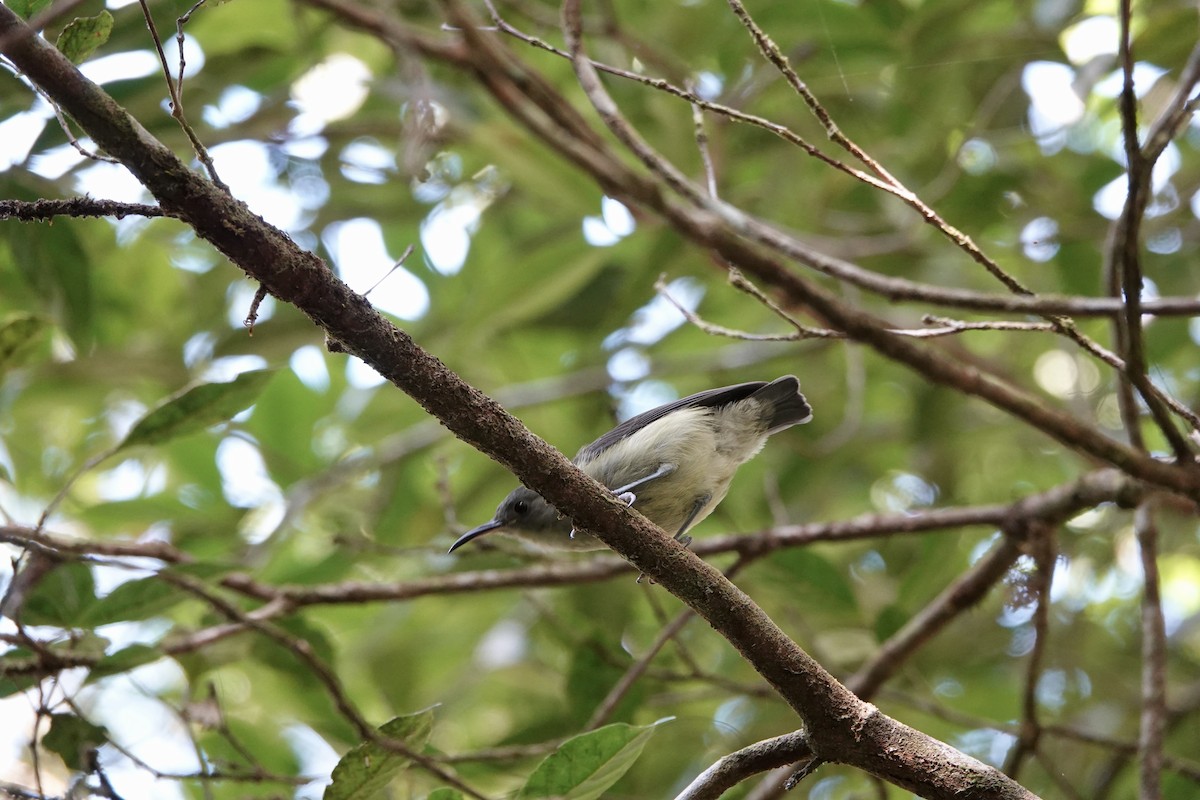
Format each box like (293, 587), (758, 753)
(448, 519), (505, 553)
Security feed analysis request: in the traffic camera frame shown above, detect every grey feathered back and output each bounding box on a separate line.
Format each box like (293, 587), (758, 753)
(575, 376), (810, 462)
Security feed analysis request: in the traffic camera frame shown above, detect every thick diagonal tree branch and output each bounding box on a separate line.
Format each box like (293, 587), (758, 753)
(0, 7), (1041, 798)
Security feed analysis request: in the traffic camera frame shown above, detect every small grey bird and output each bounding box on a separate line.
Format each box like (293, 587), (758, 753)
(449, 376), (811, 552)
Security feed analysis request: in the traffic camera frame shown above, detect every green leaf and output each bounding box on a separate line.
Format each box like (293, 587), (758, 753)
(325, 709), (436, 800)
(78, 576), (186, 627)
(251, 614), (337, 671)
(426, 790), (464, 800)
(565, 642), (643, 727)
(486, 249), (610, 333)
(873, 604), (909, 642)
(767, 550), (858, 613)
(86, 644), (162, 683)
(0, 313), (49, 374)
(118, 369), (275, 450)
(519, 720), (668, 800)
(22, 562), (98, 627)
(7, 0), (52, 19)
(0, 648), (40, 697)
(7, 223), (95, 348)
(42, 713), (108, 770)
(55, 11), (114, 64)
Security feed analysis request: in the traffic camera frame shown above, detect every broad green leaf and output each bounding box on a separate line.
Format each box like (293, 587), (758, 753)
(22, 562), (98, 627)
(42, 714), (108, 770)
(7, 0), (52, 19)
(183, 0), (295, 57)
(251, 614), (337, 671)
(7, 223), (95, 348)
(243, 366), (328, 484)
(486, 249), (609, 333)
(325, 709), (436, 800)
(0, 648), (40, 697)
(873, 604), (909, 642)
(78, 576), (186, 626)
(86, 644), (162, 683)
(0, 313), (49, 374)
(55, 11), (114, 64)
(565, 641), (643, 727)
(767, 549), (858, 613)
(519, 720), (668, 800)
(118, 369), (275, 450)
(426, 790), (464, 800)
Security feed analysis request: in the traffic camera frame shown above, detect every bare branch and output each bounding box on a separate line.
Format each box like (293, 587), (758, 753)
(1135, 503), (1167, 799)
(689, 94), (718, 198)
(0, 469), (1145, 616)
(675, 730), (812, 800)
(1105, 0), (1196, 458)
(1141, 38), (1200, 164)
(656, 272), (841, 341)
(0, 197), (164, 221)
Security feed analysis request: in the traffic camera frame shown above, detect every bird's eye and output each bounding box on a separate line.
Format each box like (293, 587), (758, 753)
(513, 500), (529, 515)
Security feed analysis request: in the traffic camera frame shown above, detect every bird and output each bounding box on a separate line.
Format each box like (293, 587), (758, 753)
(449, 376), (811, 553)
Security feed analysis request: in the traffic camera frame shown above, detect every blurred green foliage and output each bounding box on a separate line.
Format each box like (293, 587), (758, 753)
(1, 0), (1200, 798)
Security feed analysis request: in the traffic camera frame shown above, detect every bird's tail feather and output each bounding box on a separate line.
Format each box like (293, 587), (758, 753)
(753, 376), (813, 434)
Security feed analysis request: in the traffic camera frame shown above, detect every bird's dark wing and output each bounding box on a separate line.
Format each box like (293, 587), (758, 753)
(574, 381), (767, 462)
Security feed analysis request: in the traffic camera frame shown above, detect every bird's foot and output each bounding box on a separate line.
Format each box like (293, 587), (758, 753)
(570, 490), (638, 540)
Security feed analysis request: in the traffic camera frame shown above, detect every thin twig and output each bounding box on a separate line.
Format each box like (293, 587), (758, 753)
(481, 0), (893, 191)
(1141, 38), (1200, 165)
(586, 608), (693, 730)
(242, 284), (269, 334)
(655, 272), (840, 341)
(689, 93), (718, 198)
(137, 0), (226, 190)
(20, 74), (120, 164)
(174, 1), (207, 106)
(438, 740), (562, 763)
(35, 447), (117, 531)
(1135, 503), (1166, 799)
(723, 0), (1038, 293)
(363, 244), (416, 297)
(663, 272), (1061, 341)
(722, 0), (900, 184)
